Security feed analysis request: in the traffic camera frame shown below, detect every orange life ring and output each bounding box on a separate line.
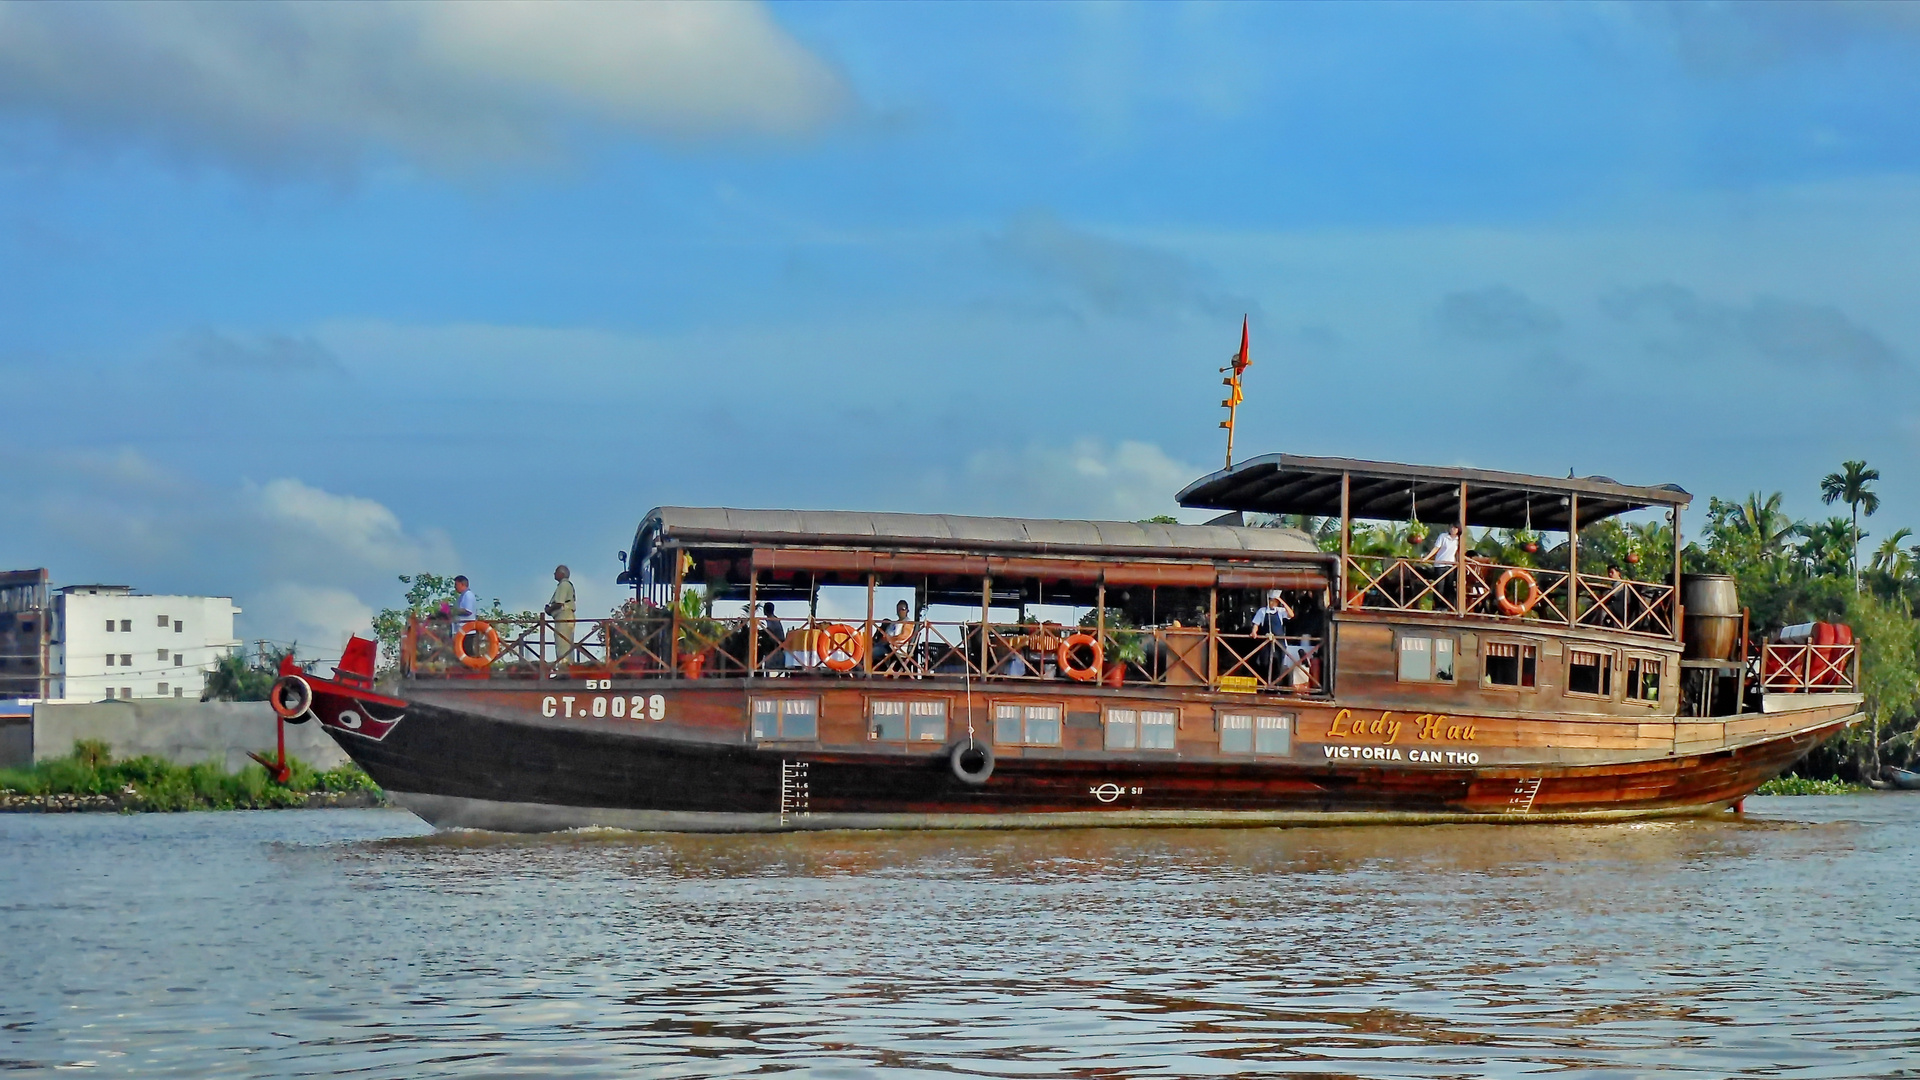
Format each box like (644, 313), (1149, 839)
(1058, 633), (1103, 682)
(453, 619), (501, 669)
(818, 623), (865, 672)
(1494, 568), (1540, 616)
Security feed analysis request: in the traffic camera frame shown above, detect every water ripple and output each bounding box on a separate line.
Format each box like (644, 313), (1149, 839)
(4, 798), (1919, 1077)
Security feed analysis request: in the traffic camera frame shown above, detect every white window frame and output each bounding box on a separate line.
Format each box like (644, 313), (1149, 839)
(993, 701), (1063, 747)
(1104, 706), (1178, 751)
(1217, 711), (1294, 755)
(751, 696), (818, 741)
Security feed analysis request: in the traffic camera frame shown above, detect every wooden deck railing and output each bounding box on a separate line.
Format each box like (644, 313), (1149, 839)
(1342, 555), (1674, 639)
(404, 615), (1321, 694)
(1752, 642), (1858, 693)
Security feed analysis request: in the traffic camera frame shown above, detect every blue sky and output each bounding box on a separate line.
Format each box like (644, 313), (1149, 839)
(3, 1), (1919, 653)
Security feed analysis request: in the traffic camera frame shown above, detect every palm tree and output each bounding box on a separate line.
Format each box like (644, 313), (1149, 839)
(1799, 517), (1858, 579)
(1870, 528), (1915, 591)
(1736, 492), (1798, 562)
(1820, 460), (1881, 592)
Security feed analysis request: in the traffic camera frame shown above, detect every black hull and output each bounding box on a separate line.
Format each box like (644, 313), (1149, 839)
(313, 689), (1846, 833)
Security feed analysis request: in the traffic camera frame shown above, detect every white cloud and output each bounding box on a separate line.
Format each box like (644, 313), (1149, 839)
(251, 582), (373, 656)
(952, 439), (1210, 522)
(0, 0), (850, 172)
(251, 477), (455, 570)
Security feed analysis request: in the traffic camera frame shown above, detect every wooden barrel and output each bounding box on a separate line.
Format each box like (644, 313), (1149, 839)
(1682, 574), (1739, 660)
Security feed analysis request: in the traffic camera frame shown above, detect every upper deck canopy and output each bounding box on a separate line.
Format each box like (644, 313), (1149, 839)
(1176, 454), (1691, 531)
(632, 507), (1321, 562)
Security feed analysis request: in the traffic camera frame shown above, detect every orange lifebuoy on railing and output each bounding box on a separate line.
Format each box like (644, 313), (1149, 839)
(818, 623), (865, 672)
(1494, 568), (1541, 616)
(454, 619), (501, 670)
(1058, 633), (1103, 682)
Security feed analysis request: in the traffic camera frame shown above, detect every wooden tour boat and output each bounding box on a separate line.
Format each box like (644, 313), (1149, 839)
(271, 454), (1863, 832)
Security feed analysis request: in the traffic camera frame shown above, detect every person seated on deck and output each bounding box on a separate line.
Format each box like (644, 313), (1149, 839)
(1462, 551), (1494, 614)
(872, 600), (918, 672)
(1597, 565), (1629, 628)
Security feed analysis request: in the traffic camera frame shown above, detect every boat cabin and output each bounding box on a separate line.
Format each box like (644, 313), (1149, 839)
(614, 508), (1334, 694)
(398, 456), (1855, 720)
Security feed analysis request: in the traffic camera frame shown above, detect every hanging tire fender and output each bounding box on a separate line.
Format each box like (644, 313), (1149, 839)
(269, 675), (313, 723)
(949, 740), (994, 786)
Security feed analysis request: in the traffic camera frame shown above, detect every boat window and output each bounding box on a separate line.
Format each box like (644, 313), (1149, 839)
(1483, 641), (1537, 689)
(909, 700), (948, 742)
(752, 697), (817, 740)
(870, 700), (907, 741)
(1567, 648), (1612, 697)
(1106, 708), (1176, 750)
(1625, 655), (1663, 703)
(1141, 709), (1176, 750)
(995, 703), (1061, 746)
(1397, 633), (1455, 682)
(1257, 713), (1292, 753)
(1219, 713), (1253, 753)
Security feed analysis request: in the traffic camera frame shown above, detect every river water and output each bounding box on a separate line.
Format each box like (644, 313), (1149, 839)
(5, 797), (1919, 1078)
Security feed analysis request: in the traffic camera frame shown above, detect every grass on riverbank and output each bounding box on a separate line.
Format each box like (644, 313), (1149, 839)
(1756, 774), (1869, 796)
(0, 740), (382, 811)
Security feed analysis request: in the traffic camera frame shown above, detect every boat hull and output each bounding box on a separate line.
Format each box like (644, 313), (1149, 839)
(306, 680), (1858, 832)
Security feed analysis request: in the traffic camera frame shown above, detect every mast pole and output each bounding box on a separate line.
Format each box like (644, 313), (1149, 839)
(1220, 317), (1249, 469)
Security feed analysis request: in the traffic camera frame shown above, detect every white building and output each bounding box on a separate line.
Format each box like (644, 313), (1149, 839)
(49, 586), (241, 702)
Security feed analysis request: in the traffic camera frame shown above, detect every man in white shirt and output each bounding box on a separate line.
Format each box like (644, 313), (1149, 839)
(451, 575), (478, 648)
(1429, 525), (1461, 569)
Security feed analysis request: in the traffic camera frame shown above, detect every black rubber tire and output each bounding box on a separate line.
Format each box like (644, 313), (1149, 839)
(949, 740), (994, 785)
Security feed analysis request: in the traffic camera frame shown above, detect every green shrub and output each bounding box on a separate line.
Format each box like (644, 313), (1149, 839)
(0, 744), (384, 811)
(1756, 774), (1867, 796)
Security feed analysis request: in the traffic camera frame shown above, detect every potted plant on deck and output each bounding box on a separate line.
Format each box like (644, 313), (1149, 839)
(1103, 626), (1146, 687)
(674, 588), (725, 679)
(1083, 610), (1147, 687)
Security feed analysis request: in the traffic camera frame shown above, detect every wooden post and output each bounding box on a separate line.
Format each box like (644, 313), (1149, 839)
(1456, 480), (1469, 616)
(863, 573), (875, 676)
(1096, 578), (1106, 660)
(669, 548), (684, 673)
(1206, 584), (1219, 687)
(1671, 506), (1685, 644)
(980, 573), (992, 676)
(1338, 471), (1351, 611)
(746, 565), (759, 677)
(1566, 494), (1579, 627)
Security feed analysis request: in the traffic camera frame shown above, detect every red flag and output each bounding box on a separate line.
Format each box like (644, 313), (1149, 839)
(1233, 316), (1250, 374)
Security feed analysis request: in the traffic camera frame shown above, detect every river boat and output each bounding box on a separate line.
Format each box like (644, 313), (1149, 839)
(273, 454), (1864, 832)
(1888, 767), (1920, 791)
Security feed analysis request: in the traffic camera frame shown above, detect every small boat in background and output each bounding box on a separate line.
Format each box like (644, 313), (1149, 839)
(1887, 767), (1920, 791)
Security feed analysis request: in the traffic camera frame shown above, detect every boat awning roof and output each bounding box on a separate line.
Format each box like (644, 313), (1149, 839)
(1175, 454), (1691, 531)
(633, 507), (1323, 561)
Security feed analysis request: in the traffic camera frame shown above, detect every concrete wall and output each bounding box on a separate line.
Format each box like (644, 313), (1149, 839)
(21, 700), (350, 773)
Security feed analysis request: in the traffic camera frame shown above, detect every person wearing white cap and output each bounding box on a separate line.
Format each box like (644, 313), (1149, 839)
(1251, 590), (1297, 687)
